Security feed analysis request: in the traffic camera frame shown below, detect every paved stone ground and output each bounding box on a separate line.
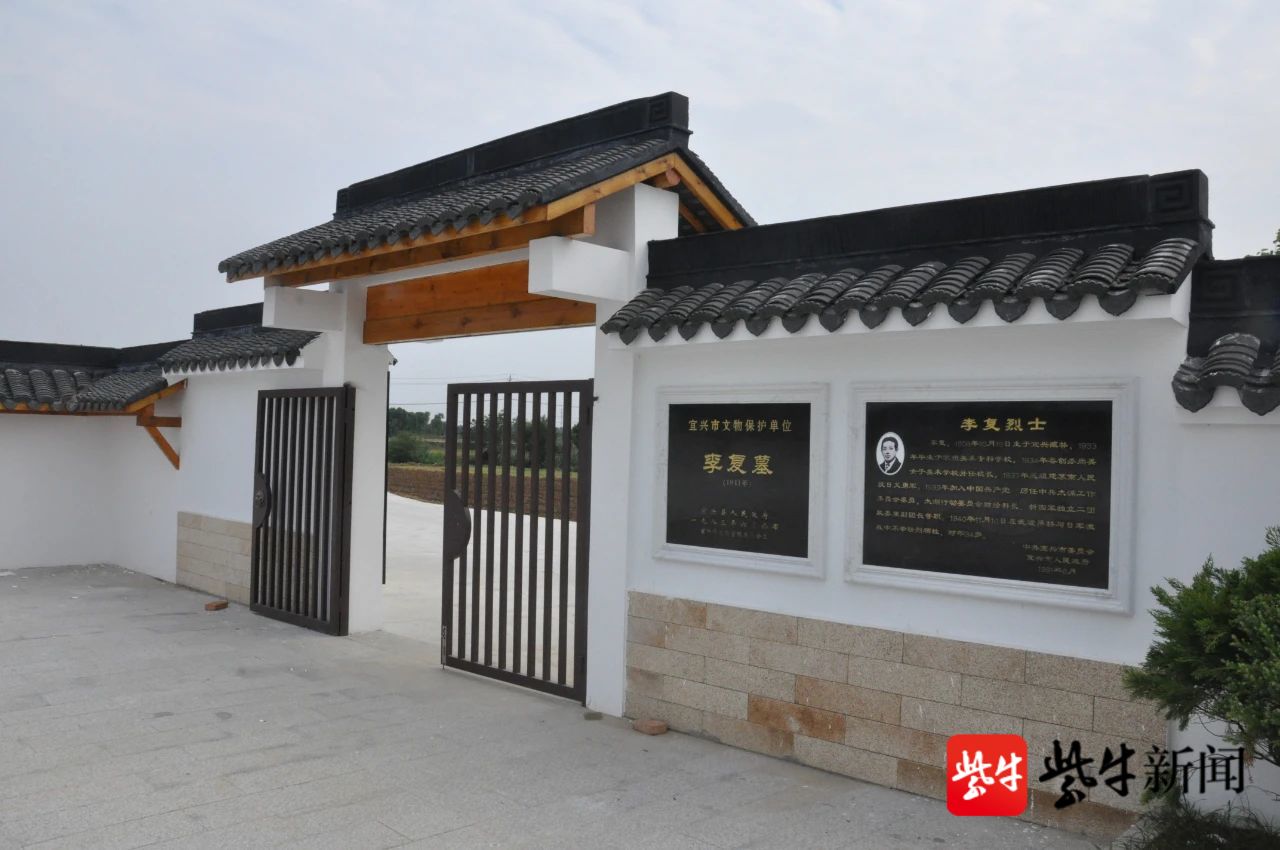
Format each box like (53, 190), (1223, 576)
(383, 495), (578, 672)
(382, 494), (442, 645)
(0, 565), (1100, 849)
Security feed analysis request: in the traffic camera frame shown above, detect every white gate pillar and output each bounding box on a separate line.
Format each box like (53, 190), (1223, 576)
(267, 281), (389, 633)
(581, 185), (679, 714)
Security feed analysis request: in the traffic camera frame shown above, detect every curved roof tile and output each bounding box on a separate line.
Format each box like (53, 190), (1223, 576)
(158, 327), (320, 374)
(604, 238), (1203, 344)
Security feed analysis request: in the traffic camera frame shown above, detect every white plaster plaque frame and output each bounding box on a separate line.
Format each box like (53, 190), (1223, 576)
(654, 384), (828, 578)
(848, 379), (1137, 613)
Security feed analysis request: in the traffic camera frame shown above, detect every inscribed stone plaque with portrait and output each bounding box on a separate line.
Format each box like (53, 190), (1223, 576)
(862, 400), (1112, 588)
(667, 403), (810, 558)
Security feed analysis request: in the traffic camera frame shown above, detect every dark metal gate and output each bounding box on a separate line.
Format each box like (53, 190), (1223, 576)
(250, 386), (355, 635)
(442, 380), (593, 702)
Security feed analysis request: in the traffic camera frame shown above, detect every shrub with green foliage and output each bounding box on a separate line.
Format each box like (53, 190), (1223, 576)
(1120, 529), (1280, 848)
(387, 432), (444, 465)
(1118, 796), (1280, 849)
(387, 432), (422, 464)
(1126, 527), (1280, 769)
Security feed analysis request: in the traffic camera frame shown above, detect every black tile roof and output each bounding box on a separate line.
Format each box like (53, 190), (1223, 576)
(0, 340), (173, 412)
(1173, 256), (1280, 415)
(603, 171), (1210, 343)
(218, 93), (752, 281)
(158, 303), (319, 373)
(0, 303), (322, 412)
(158, 326), (319, 373)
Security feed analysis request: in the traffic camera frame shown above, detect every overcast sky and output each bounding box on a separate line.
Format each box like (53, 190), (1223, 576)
(2, 1), (1277, 412)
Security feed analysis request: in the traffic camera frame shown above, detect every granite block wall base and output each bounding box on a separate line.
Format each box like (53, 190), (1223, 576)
(176, 512), (252, 605)
(625, 591), (1166, 840)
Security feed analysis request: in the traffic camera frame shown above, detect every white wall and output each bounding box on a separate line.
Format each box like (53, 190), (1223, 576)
(0, 416), (120, 570)
(511, 185), (1280, 817)
(110, 393), (181, 581)
(619, 313), (1280, 665)
(174, 366), (325, 525)
(605, 298), (1280, 816)
(1169, 410), (1280, 820)
(0, 367), (329, 584)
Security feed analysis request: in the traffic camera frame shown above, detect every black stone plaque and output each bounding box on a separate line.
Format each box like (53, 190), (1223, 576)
(667, 402), (810, 558)
(862, 400), (1112, 588)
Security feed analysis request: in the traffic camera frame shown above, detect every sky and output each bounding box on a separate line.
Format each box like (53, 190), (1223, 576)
(2, 0), (1278, 413)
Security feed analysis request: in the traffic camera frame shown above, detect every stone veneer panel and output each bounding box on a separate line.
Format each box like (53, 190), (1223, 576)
(625, 591), (1168, 839)
(176, 512), (252, 605)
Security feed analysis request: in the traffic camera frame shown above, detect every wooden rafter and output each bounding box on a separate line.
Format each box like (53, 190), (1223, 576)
(544, 152), (741, 230)
(135, 403), (181, 469)
(142, 424), (180, 469)
(270, 206), (595, 288)
(233, 206), (551, 284)
(124, 380), (187, 413)
(135, 407), (181, 429)
(665, 157), (744, 230)
(0, 380), (187, 417)
(256, 150), (744, 287)
(645, 168), (681, 190)
(543, 155), (682, 221)
(678, 204), (708, 233)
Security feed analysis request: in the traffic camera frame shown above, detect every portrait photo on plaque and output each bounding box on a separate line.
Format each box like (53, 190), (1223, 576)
(666, 402), (810, 558)
(861, 400), (1113, 589)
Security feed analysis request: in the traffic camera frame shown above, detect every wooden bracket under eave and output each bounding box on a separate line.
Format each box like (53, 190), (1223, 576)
(135, 403), (181, 469)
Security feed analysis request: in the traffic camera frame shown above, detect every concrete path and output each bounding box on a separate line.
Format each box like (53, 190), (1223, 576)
(0, 565), (1096, 849)
(383, 494), (443, 645)
(384, 494), (581, 682)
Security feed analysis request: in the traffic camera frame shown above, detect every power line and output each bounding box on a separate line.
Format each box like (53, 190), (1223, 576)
(390, 373), (547, 384)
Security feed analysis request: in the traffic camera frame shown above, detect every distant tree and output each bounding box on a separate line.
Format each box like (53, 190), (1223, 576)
(386, 407), (447, 438)
(387, 432), (421, 463)
(1251, 229), (1280, 257)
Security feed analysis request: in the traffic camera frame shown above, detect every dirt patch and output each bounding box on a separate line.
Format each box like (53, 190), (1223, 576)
(388, 464), (579, 522)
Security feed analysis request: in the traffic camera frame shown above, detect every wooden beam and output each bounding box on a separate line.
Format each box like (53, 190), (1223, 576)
(666, 157), (744, 230)
(364, 296), (596, 344)
(242, 148), (743, 287)
(143, 424), (180, 470)
(135, 404), (181, 428)
(543, 151), (743, 231)
(230, 204), (551, 283)
(0, 380), (187, 417)
(365, 261), (532, 322)
(132, 399), (182, 468)
(544, 155), (681, 221)
(123, 380), (187, 414)
(678, 204), (707, 233)
(3, 405), (89, 415)
(271, 206), (595, 287)
(646, 168), (681, 190)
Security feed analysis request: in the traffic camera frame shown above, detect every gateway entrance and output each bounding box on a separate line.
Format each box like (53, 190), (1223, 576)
(250, 386), (355, 636)
(441, 379), (593, 702)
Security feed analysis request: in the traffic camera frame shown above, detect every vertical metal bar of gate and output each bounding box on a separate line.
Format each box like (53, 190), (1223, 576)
(441, 380), (593, 702)
(250, 386), (354, 636)
(441, 390), (458, 654)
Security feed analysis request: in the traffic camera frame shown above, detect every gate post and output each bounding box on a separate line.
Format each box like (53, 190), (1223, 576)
(583, 184), (679, 714)
(315, 281), (391, 633)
